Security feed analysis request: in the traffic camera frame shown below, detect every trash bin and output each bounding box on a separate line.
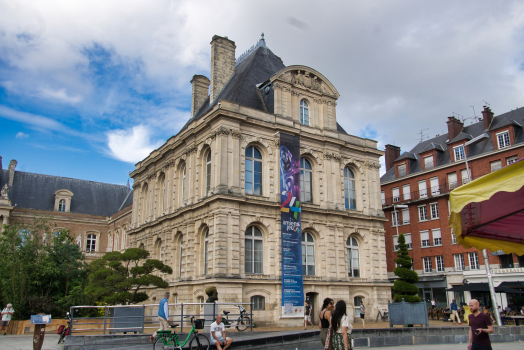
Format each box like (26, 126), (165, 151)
(31, 314), (52, 350)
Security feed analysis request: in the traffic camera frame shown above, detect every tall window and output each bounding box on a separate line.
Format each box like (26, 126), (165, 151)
(454, 254), (465, 271)
(448, 172), (458, 189)
(499, 254), (514, 269)
(245, 226), (263, 274)
(497, 131), (510, 149)
(86, 234), (97, 252)
(344, 168), (356, 210)
(381, 191), (385, 205)
(451, 232), (457, 244)
(420, 231), (430, 247)
(142, 184), (149, 220)
(398, 164), (406, 177)
(424, 156), (434, 169)
(178, 237), (183, 277)
(206, 151), (212, 195)
(454, 145), (465, 161)
(251, 295), (265, 310)
(161, 175), (166, 212)
(418, 205), (428, 221)
(203, 229), (209, 275)
(469, 252), (480, 270)
(302, 232), (315, 276)
(392, 187), (400, 202)
(432, 229), (442, 246)
(423, 257), (432, 273)
(245, 146), (262, 195)
(346, 236), (360, 277)
(401, 208), (410, 225)
(300, 100), (309, 125)
(430, 177), (440, 196)
(300, 158), (313, 203)
(402, 184), (411, 200)
(58, 199), (66, 212)
(436, 256), (445, 272)
(182, 166), (186, 204)
(430, 203), (439, 219)
(392, 210), (399, 227)
(418, 180), (427, 198)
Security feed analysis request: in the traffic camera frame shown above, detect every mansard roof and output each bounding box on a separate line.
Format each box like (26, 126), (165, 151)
(0, 169), (133, 217)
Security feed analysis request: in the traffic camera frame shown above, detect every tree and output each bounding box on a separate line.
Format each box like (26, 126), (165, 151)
(85, 248), (173, 305)
(393, 233), (421, 302)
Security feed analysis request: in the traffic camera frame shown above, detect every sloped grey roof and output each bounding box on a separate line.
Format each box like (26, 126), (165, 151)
(394, 152), (417, 162)
(1, 169), (133, 217)
(449, 132), (473, 144)
(421, 142), (445, 153)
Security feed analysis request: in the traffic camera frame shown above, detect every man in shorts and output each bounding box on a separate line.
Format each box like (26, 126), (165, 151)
(468, 299), (493, 350)
(210, 314), (232, 350)
(304, 300), (314, 330)
(1, 303), (14, 335)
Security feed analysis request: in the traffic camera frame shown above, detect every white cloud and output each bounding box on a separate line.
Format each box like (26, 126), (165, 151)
(107, 125), (163, 163)
(38, 87), (82, 103)
(0, 105), (70, 132)
(16, 131), (28, 138)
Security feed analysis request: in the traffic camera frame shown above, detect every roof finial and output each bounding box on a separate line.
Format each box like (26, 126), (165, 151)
(261, 32), (264, 40)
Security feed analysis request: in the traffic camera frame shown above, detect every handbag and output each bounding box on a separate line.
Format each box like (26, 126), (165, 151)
(324, 325), (333, 350)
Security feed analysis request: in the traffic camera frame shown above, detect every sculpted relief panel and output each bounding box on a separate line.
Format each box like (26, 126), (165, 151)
(277, 69), (337, 98)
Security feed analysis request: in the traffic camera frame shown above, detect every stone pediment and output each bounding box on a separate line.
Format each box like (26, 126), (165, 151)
(270, 65), (339, 99)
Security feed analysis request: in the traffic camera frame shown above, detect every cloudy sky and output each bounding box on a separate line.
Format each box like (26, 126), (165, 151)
(2, 0), (524, 184)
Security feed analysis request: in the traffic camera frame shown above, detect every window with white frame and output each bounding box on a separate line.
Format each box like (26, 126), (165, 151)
(300, 99), (310, 125)
(469, 252), (480, 270)
(58, 199), (66, 212)
(206, 151), (212, 195)
(451, 232), (457, 244)
(245, 146), (262, 195)
(507, 156), (518, 165)
(393, 235), (398, 251)
(420, 231), (430, 247)
(430, 177), (440, 196)
(344, 168), (356, 209)
(392, 210), (400, 227)
(436, 256), (445, 272)
(392, 187), (400, 202)
(182, 165), (186, 204)
(448, 172), (458, 190)
(302, 232), (315, 276)
(86, 233), (97, 252)
(300, 158), (313, 203)
(461, 169), (470, 184)
(401, 208), (410, 225)
(490, 160), (502, 172)
(410, 258), (414, 271)
(405, 234), (412, 249)
(423, 257), (432, 273)
(418, 205), (428, 221)
(245, 226), (263, 274)
(424, 156), (434, 169)
(346, 236), (360, 277)
(454, 145), (465, 161)
(418, 180), (427, 198)
(402, 184), (411, 200)
(497, 130), (510, 149)
(398, 164), (406, 177)
(454, 254), (465, 271)
(430, 203), (439, 219)
(251, 295), (265, 310)
(432, 229), (442, 246)
(381, 191), (385, 205)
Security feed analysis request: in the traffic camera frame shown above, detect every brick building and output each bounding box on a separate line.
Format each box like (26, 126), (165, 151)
(380, 106), (524, 308)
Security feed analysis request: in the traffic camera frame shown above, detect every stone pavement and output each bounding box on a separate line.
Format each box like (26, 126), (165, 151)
(1, 334), (63, 350)
(370, 342), (523, 350)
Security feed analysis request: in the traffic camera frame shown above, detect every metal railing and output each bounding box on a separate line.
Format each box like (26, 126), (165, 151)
(69, 302), (254, 335)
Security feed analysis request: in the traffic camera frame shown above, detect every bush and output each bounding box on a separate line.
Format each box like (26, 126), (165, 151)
(392, 233), (421, 302)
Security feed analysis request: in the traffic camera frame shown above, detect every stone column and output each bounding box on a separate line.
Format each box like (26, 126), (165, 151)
(230, 130), (241, 193)
(214, 212), (228, 276)
(214, 128), (229, 194)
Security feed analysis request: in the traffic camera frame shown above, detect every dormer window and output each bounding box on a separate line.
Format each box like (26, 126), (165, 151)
(424, 156), (434, 169)
(453, 145), (465, 161)
(300, 100), (309, 125)
(54, 189), (73, 212)
(496, 130), (510, 149)
(398, 164), (406, 177)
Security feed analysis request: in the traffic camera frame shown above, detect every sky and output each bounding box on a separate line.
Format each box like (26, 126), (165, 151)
(2, 0), (524, 185)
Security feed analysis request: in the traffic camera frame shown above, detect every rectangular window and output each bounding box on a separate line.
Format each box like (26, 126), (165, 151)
(518, 254), (524, 268)
(461, 169), (470, 185)
(507, 156), (518, 165)
(454, 254), (465, 271)
(392, 187), (400, 203)
(392, 210), (399, 227)
(393, 236), (398, 251)
(448, 172), (458, 190)
(451, 232), (457, 244)
(86, 234), (97, 252)
(418, 205), (428, 221)
(430, 177), (440, 196)
(424, 156), (434, 169)
(423, 257), (432, 273)
(401, 208), (410, 225)
(433, 229), (442, 246)
(497, 130), (511, 149)
(454, 145), (465, 161)
(499, 254), (514, 268)
(402, 184), (411, 200)
(436, 256), (445, 272)
(381, 191), (385, 205)
(430, 203), (439, 219)
(490, 160), (502, 172)
(405, 234), (412, 249)
(469, 252), (480, 270)
(398, 164), (406, 177)
(418, 180), (427, 198)
(420, 230), (430, 247)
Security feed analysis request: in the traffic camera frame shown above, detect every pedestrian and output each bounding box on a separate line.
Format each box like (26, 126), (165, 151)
(450, 299), (461, 325)
(359, 301), (365, 328)
(304, 300), (314, 330)
(150, 292), (171, 343)
(1, 304), (14, 335)
(319, 298), (334, 346)
(331, 300), (353, 350)
(467, 299), (493, 350)
(210, 314), (233, 350)
(431, 298), (436, 309)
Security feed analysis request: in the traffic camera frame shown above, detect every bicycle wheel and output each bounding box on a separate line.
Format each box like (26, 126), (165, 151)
(57, 329), (66, 344)
(236, 316), (250, 332)
(154, 336), (174, 350)
(383, 314), (389, 322)
(189, 334), (210, 350)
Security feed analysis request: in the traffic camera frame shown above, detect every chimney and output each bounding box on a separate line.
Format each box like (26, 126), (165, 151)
(8, 159), (17, 187)
(482, 106), (494, 130)
(446, 117), (463, 143)
(190, 75), (210, 117)
(385, 144), (401, 171)
(210, 35), (236, 103)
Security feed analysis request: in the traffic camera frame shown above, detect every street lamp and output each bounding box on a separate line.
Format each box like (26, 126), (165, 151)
(392, 204), (409, 237)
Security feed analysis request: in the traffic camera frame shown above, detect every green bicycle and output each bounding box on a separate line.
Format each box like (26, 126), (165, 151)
(153, 316), (210, 350)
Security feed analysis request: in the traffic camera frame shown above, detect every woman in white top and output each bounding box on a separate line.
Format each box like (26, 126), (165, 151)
(331, 300), (353, 350)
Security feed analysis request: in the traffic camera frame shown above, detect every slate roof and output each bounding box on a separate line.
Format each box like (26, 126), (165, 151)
(381, 108), (524, 183)
(179, 40), (348, 135)
(0, 169), (133, 217)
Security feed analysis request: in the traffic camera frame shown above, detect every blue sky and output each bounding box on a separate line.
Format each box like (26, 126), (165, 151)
(2, 0), (524, 183)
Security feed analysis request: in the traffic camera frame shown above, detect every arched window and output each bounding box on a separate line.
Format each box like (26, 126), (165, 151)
(58, 199), (66, 212)
(115, 232), (119, 251)
(161, 175), (166, 212)
(245, 226), (263, 274)
(251, 295), (265, 310)
(178, 239), (183, 277)
(122, 228), (127, 249)
(302, 232), (315, 275)
(182, 165), (186, 204)
(203, 229), (209, 275)
(245, 146), (262, 195)
(344, 168), (356, 210)
(142, 184), (149, 220)
(86, 234), (97, 252)
(206, 151), (212, 195)
(300, 158), (313, 203)
(300, 100), (309, 125)
(346, 236), (360, 277)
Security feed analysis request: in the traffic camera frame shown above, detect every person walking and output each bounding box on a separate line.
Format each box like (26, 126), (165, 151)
(331, 300), (353, 350)
(359, 301), (366, 328)
(450, 299), (461, 325)
(319, 298), (334, 346)
(431, 298), (436, 309)
(1, 304), (14, 335)
(467, 299), (493, 350)
(304, 300), (314, 330)
(150, 292), (170, 343)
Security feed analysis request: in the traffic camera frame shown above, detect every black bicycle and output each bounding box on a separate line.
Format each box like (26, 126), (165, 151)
(375, 307), (389, 322)
(57, 312), (72, 344)
(221, 305), (250, 332)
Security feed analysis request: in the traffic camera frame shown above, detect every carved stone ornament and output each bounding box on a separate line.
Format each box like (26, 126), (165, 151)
(323, 152), (341, 162)
(1, 184), (9, 199)
(292, 70), (323, 93)
(269, 138), (280, 149)
(231, 129), (242, 139)
(365, 161), (381, 170)
(185, 145), (197, 156)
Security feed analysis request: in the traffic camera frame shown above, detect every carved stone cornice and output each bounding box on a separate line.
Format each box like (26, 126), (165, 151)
(323, 152), (341, 162)
(364, 161), (381, 170)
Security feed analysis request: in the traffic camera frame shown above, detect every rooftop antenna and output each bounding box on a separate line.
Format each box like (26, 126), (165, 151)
(483, 100), (490, 107)
(416, 128), (429, 143)
(471, 105), (482, 122)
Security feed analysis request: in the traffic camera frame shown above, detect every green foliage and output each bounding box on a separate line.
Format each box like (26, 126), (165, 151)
(393, 233), (421, 302)
(85, 248), (172, 305)
(0, 217), (88, 319)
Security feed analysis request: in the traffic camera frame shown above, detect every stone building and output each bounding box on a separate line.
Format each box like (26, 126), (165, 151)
(127, 35), (390, 326)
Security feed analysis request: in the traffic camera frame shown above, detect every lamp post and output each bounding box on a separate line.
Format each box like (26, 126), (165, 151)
(393, 204), (409, 237)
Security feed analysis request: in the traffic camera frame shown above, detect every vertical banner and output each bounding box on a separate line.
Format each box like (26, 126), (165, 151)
(280, 133), (304, 318)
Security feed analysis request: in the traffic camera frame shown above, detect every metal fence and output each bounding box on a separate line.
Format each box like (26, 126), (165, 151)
(69, 302), (254, 335)
(388, 299), (429, 327)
